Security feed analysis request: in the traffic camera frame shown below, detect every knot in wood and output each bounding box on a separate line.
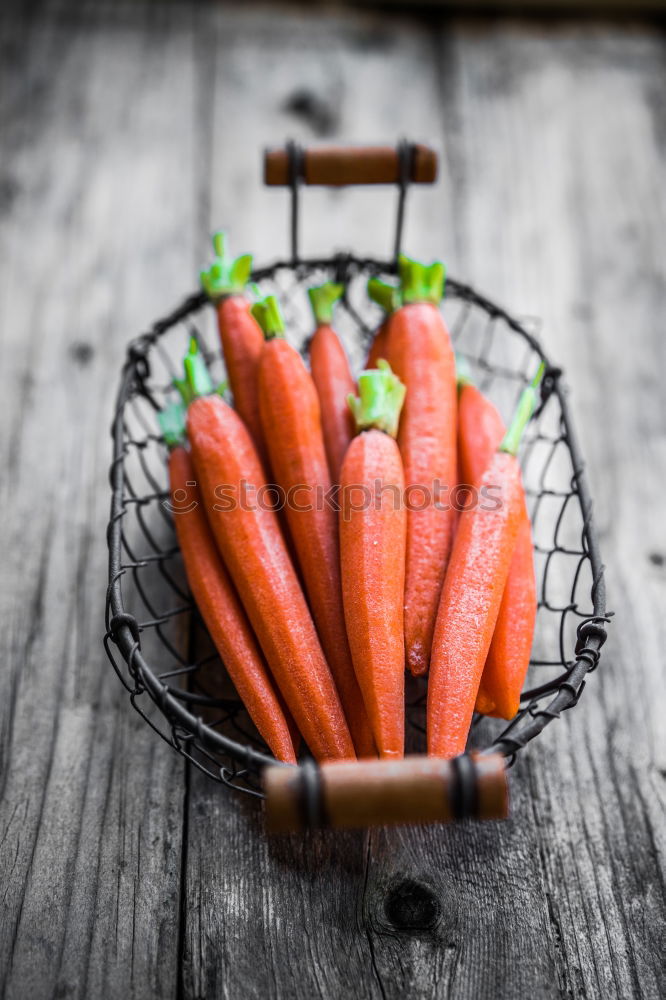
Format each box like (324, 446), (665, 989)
(384, 879), (440, 931)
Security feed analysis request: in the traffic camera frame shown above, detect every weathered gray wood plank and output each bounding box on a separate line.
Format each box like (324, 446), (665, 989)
(2, 4), (666, 1000)
(0, 5), (200, 997)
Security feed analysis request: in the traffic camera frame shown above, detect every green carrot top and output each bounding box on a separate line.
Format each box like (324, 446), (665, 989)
(367, 255), (446, 314)
(347, 359), (406, 439)
(397, 253), (446, 306)
(499, 362), (546, 457)
(200, 231), (253, 300)
(308, 281), (344, 326)
(367, 276), (400, 316)
(250, 293), (285, 340)
(157, 400), (187, 448)
(173, 337), (225, 407)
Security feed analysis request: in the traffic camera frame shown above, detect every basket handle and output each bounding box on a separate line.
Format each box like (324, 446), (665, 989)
(263, 753), (508, 833)
(263, 139), (438, 264)
(264, 143), (438, 187)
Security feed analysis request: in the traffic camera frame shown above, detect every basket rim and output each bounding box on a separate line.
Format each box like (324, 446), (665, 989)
(105, 254), (609, 777)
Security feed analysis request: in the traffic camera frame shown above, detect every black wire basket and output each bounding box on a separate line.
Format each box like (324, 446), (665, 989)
(104, 142), (609, 805)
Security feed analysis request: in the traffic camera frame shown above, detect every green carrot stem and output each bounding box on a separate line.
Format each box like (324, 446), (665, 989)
(499, 362), (547, 456)
(347, 359), (406, 439)
(200, 231), (253, 300)
(397, 254), (446, 306)
(251, 293), (285, 340)
(308, 282), (344, 326)
(173, 337), (223, 406)
(157, 400), (187, 448)
(367, 277), (400, 315)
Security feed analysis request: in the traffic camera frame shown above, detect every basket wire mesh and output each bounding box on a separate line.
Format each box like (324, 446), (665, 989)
(104, 257), (609, 798)
(105, 143), (608, 798)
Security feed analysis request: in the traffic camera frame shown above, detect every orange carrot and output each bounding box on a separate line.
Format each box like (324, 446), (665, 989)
(307, 283), (356, 483)
(458, 377), (537, 719)
(253, 295), (376, 758)
(377, 256), (457, 677)
(340, 362), (407, 759)
(428, 366), (544, 758)
(158, 418), (297, 763)
(200, 233), (269, 468)
(366, 277), (399, 368)
(457, 381), (506, 485)
(176, 340), (355, 763)
(366, 321), (389, 369)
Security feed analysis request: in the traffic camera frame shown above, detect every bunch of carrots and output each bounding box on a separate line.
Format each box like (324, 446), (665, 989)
(158, 231), (542, 764)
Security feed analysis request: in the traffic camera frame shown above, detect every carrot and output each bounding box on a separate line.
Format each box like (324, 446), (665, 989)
(340, 362), (407, 759)
(379, 256), (457, 677)
(307, 283), (356, 483)
(366, 277), (399, 368)
(458, 376), (537, 719)
(158, 403), (298, 763)
(175, 340), (355, 763)
(252, 295), (376, 758)
(366, 322), (389, 368)
(200, 232), (269, 468)
(428, 365), (545, 758)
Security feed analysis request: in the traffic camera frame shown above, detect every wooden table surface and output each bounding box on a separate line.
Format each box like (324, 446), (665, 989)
(1, 3), (665, 998)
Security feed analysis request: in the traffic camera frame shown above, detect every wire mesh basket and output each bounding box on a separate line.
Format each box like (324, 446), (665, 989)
(104, 142), (609, 807)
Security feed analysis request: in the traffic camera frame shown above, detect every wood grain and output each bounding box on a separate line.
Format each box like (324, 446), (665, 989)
(0, 6), (196, 998)
(1, 4), (665, 999)
(442, 23), (666, 998)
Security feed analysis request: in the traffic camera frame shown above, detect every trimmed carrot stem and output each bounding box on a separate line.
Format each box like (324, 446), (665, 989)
(399, 256), (445, 305)
(340, 365), (407, 759)
(308, 281), (344, 327)
(258, 325), (376, 758)
(307, 282), (356, 483)
(428, 368), (544, 756)
(200, 232), (253, 299)
(500, 363), (546, 456)
(367, 277), (400, 315)
(250, 294), (285, 340)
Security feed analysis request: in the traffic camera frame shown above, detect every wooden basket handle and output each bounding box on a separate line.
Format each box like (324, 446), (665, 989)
(264, 142), (438, 188)
(264, 753), (508, 833)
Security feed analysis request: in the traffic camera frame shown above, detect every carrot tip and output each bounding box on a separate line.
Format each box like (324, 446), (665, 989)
(474, 692), (497, 716)
(251, 294), (285, 340)
(348, 359), (406, 438)
(398, 254), (446, 306)
(308, 282), (344, 326)
(200, 231), (253, 300)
